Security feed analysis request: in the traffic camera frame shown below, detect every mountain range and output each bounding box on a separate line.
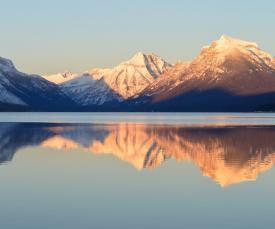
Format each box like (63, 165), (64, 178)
(1, 35), (275, 111)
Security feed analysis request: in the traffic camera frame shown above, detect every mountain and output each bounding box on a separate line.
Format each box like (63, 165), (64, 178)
(42, 71), (78, 84)
(89, 52), (171, 98)
(59, 52), (170, 107)
(133, 35), (275, 111)
(0, 58), (28, 107)
(0, 57), (76, 111)
(1, 35), (275, 111)
(60, 74), (123, 106)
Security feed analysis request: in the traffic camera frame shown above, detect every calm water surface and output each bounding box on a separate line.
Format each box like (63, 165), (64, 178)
(0, 113), (275, 229)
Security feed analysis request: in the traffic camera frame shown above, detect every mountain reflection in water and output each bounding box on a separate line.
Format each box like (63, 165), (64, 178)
(1, 123), (275, 187)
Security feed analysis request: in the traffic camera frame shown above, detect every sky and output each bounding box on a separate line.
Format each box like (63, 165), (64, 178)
(1, 0), (275, 74)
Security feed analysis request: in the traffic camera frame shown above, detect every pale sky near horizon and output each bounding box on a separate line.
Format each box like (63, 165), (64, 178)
(1, 0), (275, 75)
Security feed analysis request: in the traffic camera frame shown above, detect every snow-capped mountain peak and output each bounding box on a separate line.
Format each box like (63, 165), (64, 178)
(43, 71), (78, 84)
(201, 35), (261, 56)
(194, 35), (275, 75)
(137, 35), (275, 107)
(88, 52), (171, 98)
(123, 52), (162, 66)
(0, 56), (75, 109)
(125, 52), (146, 64)
(216, 35), (258, 48)
(59, 52), (171, 105)
(122, 52), (170, 75)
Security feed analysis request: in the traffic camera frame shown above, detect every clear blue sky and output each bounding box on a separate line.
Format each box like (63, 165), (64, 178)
(1, 0), (275, 74)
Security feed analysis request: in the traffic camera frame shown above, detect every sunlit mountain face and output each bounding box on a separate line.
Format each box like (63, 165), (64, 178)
(2, 36), (275, 111)
(1, 123), (275, 187)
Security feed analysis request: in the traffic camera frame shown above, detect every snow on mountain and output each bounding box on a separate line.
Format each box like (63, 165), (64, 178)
(0, 84), (26, 105)
(0, 57), (27, 105)
(1, 35), (275, 111)
(89, 52), (171, 98)
(191, 35), (275, 77)
(139, 35), (275, 102)
(0, 56), (75, 110)
(89, 68), (110, 80)
(139, 61), (190, 97)
(59, 52), (170, 107)
(43, 71), (78, 84)
(60, 74), (123, 106)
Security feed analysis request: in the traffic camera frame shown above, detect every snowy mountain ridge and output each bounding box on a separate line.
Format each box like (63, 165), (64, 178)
(0, 57), (74, 110)
(43, 71), (78, 84)
(58, 52), (171, 106)
(60, 74), (123, 106)
(88, 52), (171, 99)
(138, 35), (275, 99)
(1, 35), (275, 111)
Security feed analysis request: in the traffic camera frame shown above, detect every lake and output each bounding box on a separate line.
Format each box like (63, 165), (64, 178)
(0, 113), (275, 229)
